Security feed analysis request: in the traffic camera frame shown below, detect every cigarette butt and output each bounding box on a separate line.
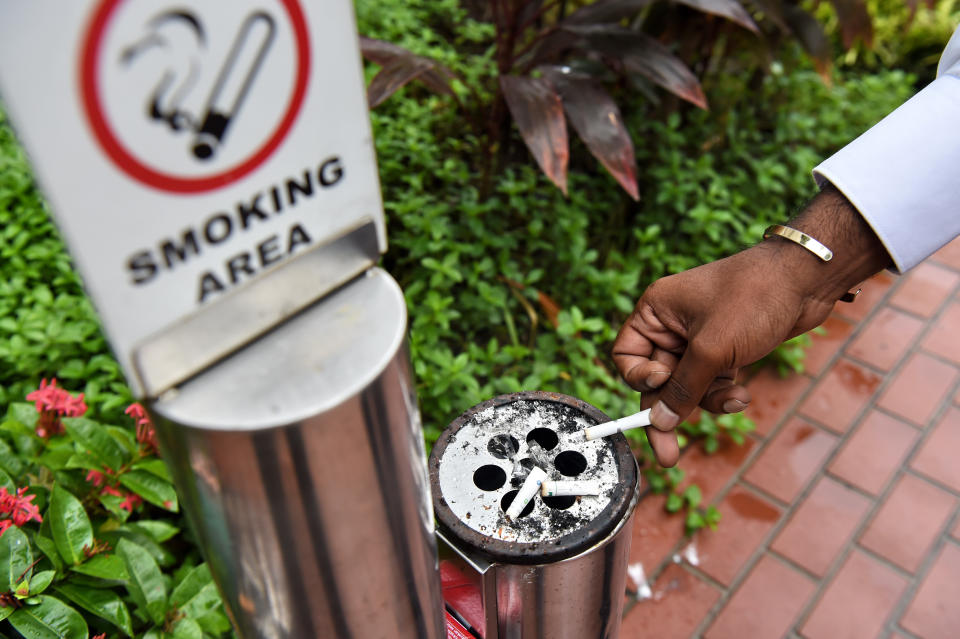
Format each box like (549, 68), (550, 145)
(583, 408), (652, 440)
(506, 466), (547, 521)
(541, 480), (602, 497)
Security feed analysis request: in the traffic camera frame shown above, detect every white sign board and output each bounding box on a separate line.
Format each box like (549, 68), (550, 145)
(0, 0), (385, 395)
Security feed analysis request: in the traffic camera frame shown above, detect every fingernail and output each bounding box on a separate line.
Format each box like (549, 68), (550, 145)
(646, 371), (669, 389)
(723, 399), (747, 413)
(650, 401), (679, 431)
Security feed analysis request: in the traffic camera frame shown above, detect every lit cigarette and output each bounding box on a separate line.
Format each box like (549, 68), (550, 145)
(583, 408), (652, 440)
(505, 466), (547, 521)
(541, 480), (601, 497)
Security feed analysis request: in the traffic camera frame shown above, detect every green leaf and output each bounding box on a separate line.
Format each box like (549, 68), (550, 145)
(683, 484), (702, 509)
(0, 467), (14, 492)
(28, 570), (55, 596)
(61, 417), (127, 471)
(665, 493), (683, 513)
(685, 510), (706, 533)
(0, 526), (32, 590)
(70, 553), (129, 582)
(0, 604), (13, 622)
(170, 564), (220, 619)
(116, 538), (167, 625)
(131, 458), (173, 482)
(0, 418), (42, 457)
(48, 485), (93, 566)
(7, 403), (39, 429)
(130, 520), (180, 543)
(118, 470), (178, 511)
(54, 583), (134, 637)
(9, 595), (88, 639)
(97, 494), (132, 523)
(0, 436), (24, 477)
(704, 436), (719, 454)
(32, 536), (63, 574)
(171, 617), (203, 639)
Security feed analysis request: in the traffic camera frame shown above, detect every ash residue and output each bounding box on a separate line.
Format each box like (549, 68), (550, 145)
(438, 396), (624, 545)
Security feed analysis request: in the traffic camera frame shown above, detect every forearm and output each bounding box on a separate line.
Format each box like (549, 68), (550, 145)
(755, 184), (893, 309)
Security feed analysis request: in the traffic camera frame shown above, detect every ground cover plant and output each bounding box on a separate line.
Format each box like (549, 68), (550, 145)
(0, 0), (929, 635)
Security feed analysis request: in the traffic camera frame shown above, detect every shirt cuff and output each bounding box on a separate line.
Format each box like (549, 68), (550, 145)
(813, 75), (960, 273)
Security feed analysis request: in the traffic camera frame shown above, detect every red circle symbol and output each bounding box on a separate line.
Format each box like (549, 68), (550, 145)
(80, 0), (310, 193)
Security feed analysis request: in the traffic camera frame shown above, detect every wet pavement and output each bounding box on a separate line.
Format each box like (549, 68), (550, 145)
(620, 238), (960, 639)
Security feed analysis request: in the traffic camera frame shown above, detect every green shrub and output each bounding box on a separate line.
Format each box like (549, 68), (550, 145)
(0, 381), (232, 638)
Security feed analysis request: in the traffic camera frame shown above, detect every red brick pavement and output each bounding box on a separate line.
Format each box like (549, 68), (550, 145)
(620, 237), (960, 639)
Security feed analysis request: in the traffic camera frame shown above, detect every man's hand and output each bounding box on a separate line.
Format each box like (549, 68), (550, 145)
(614, 185), (892, 466)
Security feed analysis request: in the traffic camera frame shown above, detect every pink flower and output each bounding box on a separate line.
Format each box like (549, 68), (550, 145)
(25, 379), (86, 438)
(118, 492), (143, 512)
(92, 634), (107, 639)
(0, 487), (42, 527)
(127, 403), (159, 453)
(85, 470), (107, 487)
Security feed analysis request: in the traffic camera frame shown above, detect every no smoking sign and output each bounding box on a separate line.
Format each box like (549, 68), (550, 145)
(0, 0), (385, 395)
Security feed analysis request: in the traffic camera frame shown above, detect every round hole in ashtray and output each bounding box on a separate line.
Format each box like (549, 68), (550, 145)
(542, 495), (577, 510)
(473, 465), (507, 491)
(555, 450), (588, 477)
(501, 489), (535, 518)
(487, 434), (520, 459)
(526, 427), (559, 451)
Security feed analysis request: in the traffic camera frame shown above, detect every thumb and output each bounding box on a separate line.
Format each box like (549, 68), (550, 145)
(649, 343), (722, 432)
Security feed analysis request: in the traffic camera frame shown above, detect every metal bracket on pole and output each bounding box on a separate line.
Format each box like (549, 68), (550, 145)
(133, 219), (379, 398)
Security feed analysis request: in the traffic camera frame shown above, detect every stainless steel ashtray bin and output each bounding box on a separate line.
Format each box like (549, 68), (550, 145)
(429, 391), (640, 639)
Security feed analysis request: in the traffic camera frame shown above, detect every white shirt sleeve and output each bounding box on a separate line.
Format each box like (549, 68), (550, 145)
(812, 26), (960, 272)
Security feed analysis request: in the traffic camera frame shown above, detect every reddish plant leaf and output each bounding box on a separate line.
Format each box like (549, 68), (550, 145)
(673, 0), (759, 32)
(367, 57), (435, 108)
(564, 0), (656, 24)
(828, 0), (874, 48)
(500, 75), (569, 195)
(542, 66), (638, 200)
(537, 290), (562, 328)
(358, 36), (456, 106)
(358, 35), (408, 66)
(781, 5), (832, 78)
(564, 25), (707, 109)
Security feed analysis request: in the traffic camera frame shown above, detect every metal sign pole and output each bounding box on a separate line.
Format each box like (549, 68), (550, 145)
(0, 2), (446, 637)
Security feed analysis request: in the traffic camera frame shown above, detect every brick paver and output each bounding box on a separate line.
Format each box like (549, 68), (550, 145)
(619, 243), (960, 639)
(876, 352), (959, 426)
(743, 367), (811, 437)
(920, 301), (960, 364)
(705, 555), (815, 639)
(858, 474), (956, 573)
(888, 262), (960, 318)
(910, 406), (960, 492)
(743, 417), (837, 503)
(827, 410), (918, 495)
(696, 487), (781, 586)
(800, 550), (908, 639)
(620, 563), (720, 639)
(845, 307), (924, 371)
(771, 477), (871, 577)
(899, 543), (960, 639)
(798, 359), (881, 433)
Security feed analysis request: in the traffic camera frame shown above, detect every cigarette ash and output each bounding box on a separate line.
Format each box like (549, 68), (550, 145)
(438, 399), (624, 544)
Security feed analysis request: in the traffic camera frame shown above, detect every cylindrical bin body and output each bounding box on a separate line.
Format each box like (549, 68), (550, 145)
(149, 268), (445, 639)
(430, 392), (639, 639)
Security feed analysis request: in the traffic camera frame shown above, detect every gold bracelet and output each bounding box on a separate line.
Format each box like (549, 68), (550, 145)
(762, 224), (860, 303)
(763, 224), (833, 262)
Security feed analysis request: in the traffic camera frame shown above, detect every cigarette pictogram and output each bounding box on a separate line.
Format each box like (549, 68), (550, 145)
(193, 12), (276, 160)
